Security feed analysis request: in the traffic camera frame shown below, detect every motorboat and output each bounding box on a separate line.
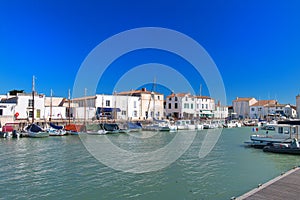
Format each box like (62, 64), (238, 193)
(263, 138), (300, 155)
(250, 124), (299, 144)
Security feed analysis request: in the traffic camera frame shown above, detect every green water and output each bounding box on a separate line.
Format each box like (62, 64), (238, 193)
(1, 127), (300, 200)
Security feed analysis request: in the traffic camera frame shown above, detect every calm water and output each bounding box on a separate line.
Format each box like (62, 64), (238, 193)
(1, 127), (300, 200)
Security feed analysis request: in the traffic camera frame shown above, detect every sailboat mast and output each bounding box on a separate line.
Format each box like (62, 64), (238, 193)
(84, 88), (87, 125)
(68, 89), (71, 125)
(50, 89), (53, 122)
(32, 76), (35, 124)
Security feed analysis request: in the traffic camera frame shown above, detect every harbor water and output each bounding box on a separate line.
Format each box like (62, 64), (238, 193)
(1, 127), (300, 200)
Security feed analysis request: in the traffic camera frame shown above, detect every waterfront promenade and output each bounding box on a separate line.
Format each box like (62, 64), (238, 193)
(237, 167), (300, 200)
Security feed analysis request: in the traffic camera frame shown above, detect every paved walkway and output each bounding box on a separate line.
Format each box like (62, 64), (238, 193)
(236, 167), (300, 200)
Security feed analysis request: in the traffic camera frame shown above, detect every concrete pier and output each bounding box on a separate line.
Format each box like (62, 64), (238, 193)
(236, 167), (300, 200)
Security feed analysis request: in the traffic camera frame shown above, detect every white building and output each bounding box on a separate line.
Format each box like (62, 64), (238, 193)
(249, 100), (277, 119)
(195, 96), (215, 119)
(0, 102), (16, 125)
(296, 95), (300, 118)
(165, 93), (215, 119)
(233, 97), (257, 119)
(265, 103), (297, 119)
(44, 97), (67, 121)
(72, 93), (143, 121)
(214, 104), (229, 119)
(0, 93), (45, 121)
(118, 88), (164, 120)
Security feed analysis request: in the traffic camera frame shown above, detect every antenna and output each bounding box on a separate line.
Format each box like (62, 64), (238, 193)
(199, 84), (202, 96)
(32, 76), (35, 124)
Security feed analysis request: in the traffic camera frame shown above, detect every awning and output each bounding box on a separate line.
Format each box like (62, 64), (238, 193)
(200, 110), (213, 115)
(96, 107), (121, 112)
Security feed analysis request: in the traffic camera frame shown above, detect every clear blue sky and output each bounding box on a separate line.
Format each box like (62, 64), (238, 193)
(0, 0), (299, 105)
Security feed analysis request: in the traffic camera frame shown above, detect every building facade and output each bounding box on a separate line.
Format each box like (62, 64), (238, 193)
(232, 97), (257, 119)
(165, 93), (216, 119)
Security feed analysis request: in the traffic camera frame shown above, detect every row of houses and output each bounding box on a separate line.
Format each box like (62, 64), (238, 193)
(232, 97), (297, 119)
(0, 88), (229, 125)
(1, 89), (300, 125)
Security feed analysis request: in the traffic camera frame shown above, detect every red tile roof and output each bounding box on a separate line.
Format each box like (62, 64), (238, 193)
(251, 100), (277, 107)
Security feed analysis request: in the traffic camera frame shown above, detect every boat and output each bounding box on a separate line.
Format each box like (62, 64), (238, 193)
(86, 123), (107, 135)
(24, 77), (48, 138)
(249, 124), (299, 144)
(175, 120), (196, 130)
(65, 124), (85, 135)
(263, 138), (300, 155)
(142, 119), (171, 131)
(47, 123), (67, 136)
(243, 120), (257, 126)
(100, 123), (120, 134)
(127, 122), (142, 132)
(203, 121), (218, 129)
(26, 124), (49, 138)
(223, 120), (242, 128)
(0, 123), (23, 138)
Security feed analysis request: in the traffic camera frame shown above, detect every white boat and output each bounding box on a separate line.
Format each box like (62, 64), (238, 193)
(223, 120), (242, 128)
(250, 124), (299, 144)
(203, 121), (218, 129)
(175, 120), (196, 130)
(87, 129), (107, 135)
(143, 120), (171, 131)
(27, 124), (49, 138)
(47, 123), (67, 136)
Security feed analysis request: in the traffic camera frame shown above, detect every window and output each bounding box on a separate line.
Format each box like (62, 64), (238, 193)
(251, 108), (255, 111)
(133, 111), (137, 117)
(28, 99), (33, 107)
(36, 109), (41, 118)
(157, 112), (160, 117)
(121, 110), (126, 115)
(29, 111), (33, 118)
(0, 109), (2, 116)
(191, 104), (193, 109)
(206, 104), (208, 109)
(185, 97), (188, 101)
(175, 97), (178, 101)
(169, 97), (172, 101)
(106, 100), (110, 107)
(150, 111), (154, 117)
(202, 104), (204, 109)
(175, 103), (178, 109)
(157, 96), (160, 100)
(145, 111), (148, 118)
(168, 103), (171, 109)
(184, 103), (189, 109)
(134, 101), (137, 108)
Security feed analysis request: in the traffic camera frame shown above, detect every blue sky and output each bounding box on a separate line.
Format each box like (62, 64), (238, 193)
(0, 0), (299, 105)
